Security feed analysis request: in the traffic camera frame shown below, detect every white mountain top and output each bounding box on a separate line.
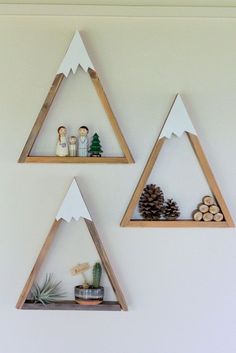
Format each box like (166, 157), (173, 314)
(56, 179), (92, 222)
(159, 94), (197, 139)
(57, 31), (95, 77)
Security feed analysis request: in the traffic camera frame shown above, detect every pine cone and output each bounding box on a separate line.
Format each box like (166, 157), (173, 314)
(139, 184), (164, 220)
(163, 199), (180, 220)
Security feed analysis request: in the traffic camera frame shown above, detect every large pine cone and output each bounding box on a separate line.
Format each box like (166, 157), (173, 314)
(163, 199), (180, 220)
(139, 184), (164, 220)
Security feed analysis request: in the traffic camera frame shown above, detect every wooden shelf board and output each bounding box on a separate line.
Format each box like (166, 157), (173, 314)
(22, 300), (121, 311)
(25, 156), (130, 164)
(126, 220), (229, 228)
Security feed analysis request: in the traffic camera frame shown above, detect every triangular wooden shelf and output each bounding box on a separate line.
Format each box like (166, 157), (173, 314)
(18, 31), (134, 164)
(121, 94), (234, 228)
(16, 179), (128, 311)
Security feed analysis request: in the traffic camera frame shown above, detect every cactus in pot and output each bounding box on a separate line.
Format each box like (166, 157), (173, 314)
(93, 262), (102, 288)
(74, 262), (104, 305)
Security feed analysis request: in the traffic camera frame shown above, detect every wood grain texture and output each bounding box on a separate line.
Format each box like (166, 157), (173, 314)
(209, 205), (220, 214)
(22, 300), (121, 311)
(25, 156), (129, 163)
(198, 204), (209, 213)
(120, 137), (165, 226)
(16, 219), (62, 309)
(88, 68), (134, 164)
(214, 213), (224, 222)
(18, 68), (134, 164)
(120, 120), (234, 228)
(187, 133), (234, 227)
(84, 219), (128, 311)
(203, 195), (215, 206)
(192, 210), (203, 221)
(202, 212), (214, 222)
(127, 220), (229, 227)
(16, 217), (128, 311)
(18, 73), (65, 162)
(120, 95), (180, 226)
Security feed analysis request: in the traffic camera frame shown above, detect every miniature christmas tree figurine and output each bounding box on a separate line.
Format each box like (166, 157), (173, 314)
(163, 198), (180, 220)
(89, 133), (103, 157)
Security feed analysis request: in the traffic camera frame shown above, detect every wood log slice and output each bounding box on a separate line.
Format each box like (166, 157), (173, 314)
(202, 196), (214, 206)
(209, 205), (220, 215)
(214, 213), (224, 222)
(203, 212), (213, 222)
(193, 210), (203, 221)
(198, 204), (209, 213)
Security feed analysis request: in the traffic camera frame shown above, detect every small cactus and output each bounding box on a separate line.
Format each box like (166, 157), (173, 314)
(92, 262), (102, 288)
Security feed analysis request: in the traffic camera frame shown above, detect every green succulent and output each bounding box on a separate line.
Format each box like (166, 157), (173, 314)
(92, 263), (102, 288)
(30, 274), (66, 305)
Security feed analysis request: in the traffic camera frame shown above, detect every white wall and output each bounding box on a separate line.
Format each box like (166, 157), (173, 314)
(1, 8), (236, 353)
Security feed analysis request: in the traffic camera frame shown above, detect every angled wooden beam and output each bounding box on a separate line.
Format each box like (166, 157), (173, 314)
(18, 32), (133, 164)
(121, 95), (234, 228)
(84, 218), (128, 311)
(18, 73), (65, 162)
(120, 137), (165, 226)
(187, 133), (234, 227)
(16, 217), (128, 310)
(88, 68), (134, 163)
(16, 179), (128, 310)
(16, 219), (62, 309)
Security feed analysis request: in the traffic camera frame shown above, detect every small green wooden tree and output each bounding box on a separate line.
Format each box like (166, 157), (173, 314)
(89, 133), (103, 157)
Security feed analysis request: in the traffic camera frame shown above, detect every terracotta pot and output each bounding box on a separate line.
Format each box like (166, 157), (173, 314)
(75, 285), (104, 305)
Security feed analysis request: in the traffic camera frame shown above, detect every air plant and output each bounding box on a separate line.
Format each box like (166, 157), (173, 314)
(30, 274), (66, 305)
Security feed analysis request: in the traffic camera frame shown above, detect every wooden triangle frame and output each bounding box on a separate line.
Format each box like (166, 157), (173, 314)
(121, 94), (234, 228)
(18, 31), (134, 164)
(16, 179), (128, 311)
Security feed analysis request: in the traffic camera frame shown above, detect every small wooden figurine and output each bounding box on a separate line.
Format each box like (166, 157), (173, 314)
(69, 136), (77, 157)
(78, 126), (89, 157)
(56, 126), (69, 157)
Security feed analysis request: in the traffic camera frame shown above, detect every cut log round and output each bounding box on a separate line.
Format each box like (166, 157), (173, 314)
(193, 210), (203, 221)
(209, 205), (220, 215)
(203, 212), (213, 222)
(202, 196), (214, 206)
(198, 204), (209, 213)
(214, 213), (224, 222)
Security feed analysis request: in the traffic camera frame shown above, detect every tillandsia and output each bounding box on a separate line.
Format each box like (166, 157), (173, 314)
(30, 274), (66, 305)
(92, 262), (102, 288)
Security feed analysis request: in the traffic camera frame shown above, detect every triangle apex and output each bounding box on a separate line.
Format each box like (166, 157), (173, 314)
(56, 31), (95, 77)
(55, 179), (92, 223)
(159, 95), (197, 139)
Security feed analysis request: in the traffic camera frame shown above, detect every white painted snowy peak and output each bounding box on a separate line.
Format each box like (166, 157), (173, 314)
(159, 94), (197, 139)
(57, 31), (95, 77)
(56, 179), (92, 222)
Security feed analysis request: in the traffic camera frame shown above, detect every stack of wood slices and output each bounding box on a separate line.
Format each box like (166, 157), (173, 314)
(192, 196), (224, 222)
